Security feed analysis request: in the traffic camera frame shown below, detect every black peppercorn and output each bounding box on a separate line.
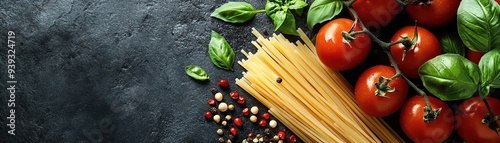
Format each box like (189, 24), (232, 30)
(211, 87), (218, 95)
(276, 77), (282, 83)
(210, 107), (217, 114)
(218, 137), (224, 143)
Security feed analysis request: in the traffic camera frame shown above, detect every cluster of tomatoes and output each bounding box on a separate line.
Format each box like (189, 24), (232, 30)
(314, 0), (500, 142)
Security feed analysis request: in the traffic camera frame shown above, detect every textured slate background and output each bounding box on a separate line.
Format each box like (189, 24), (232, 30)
(1, 0), (484, 142)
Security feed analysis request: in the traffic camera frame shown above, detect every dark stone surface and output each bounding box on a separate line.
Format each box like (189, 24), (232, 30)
(5, 0), (489, 142)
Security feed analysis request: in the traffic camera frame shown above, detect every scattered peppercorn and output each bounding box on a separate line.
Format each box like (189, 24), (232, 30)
(225, 115), (232, 121)
(234, 117), (243, 127)
(211, 87), (219, 95)
(208, 98), (216, 107)
(269, 120), (277, 128)
(221, 120), (227, 127)
(205, 111), (213, 119)
(250, 115), (257, 123)
(273, 135), (279, 141)
(247, 132), (255, 139)
(228, 104), (234, 111)
(237, 96), (245, 104)
(218, 137), (225, 143)
(217, 129), (224, 136)
(263, 136), (270, 142)
(229, 127), (238, 136)
(277, 131), (286, 140)
(228, 134), (234, 141)
(218, 79), (229, 88)
(210, 107), (217, 114)
(258, 137), (264, 142)
(264, 128), (271, 135)
(289, 134), (297, 143)
(229, 91), (239, 99)
(262, 29), (268, 35)
(250, 106), (259, 115)
(259, 119), (267, 127)
(252, 138), (258, 143)
(242, 108), (249, 116)
(276, 77), (282, 83)
(214, 114), (221, 123)
(278, 139), (283, 143)
(219, 102), (228, 112)
(262, 112), (270, 120)
(215, 92), (223, 102)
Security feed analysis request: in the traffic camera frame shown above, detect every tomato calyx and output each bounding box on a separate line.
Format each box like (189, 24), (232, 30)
(374, 76), (398, 97)
(399, 25), (419, 61)
(423, 106), (441, 123)
(481, 113), (500, 133)
(412, 0), (432, 6)
(341, 20), (363, 48)
(481, 98), (500, 133)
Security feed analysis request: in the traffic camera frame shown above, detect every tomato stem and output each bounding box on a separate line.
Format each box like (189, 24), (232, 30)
(343, 0), (439, 123)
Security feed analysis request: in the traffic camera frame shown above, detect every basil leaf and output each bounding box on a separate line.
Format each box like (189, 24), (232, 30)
(419, 54), (480, 101)
(288, 0), (308, 10)
(457, 0), (500, 52)
(277, 11), (299, 36)
(479, 48), (500, 89)
(265, 1), (286, 31)
(307, 0), (343, 29)
(185, 65), (209, 81)
(439, 31), (466, 56)
(211, 2), (259, 23)
(208, 31), (235, 71)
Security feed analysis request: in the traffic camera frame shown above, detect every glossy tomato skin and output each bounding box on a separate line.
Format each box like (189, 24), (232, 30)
(406, 0), (460, 28)
(352, 0), (400, 28)
(355, 65), (408, 117)
(316, 18), (371, 71)
(456, 97), (500, 143)
(390, 26), (441, 78)
(400, 95), (454, 143)
(467, 49), (486, 65)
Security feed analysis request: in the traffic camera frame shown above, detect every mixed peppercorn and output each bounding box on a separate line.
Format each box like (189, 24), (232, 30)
(203, 79), (298, 143)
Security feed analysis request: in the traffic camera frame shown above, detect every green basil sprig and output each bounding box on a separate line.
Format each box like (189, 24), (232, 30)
(265, 0), (308, 36)
(457, 0), (500, 52)
(185, 65), (209, 81)
(479, 48), (500, 98)
(307, 0), (343, 29)
(208, 31), (235, 71)
(419, 54), (480, 101)
(211, 2), (263, 23)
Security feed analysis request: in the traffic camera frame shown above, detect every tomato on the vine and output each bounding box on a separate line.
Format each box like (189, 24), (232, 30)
(400, 95), (454, 143)
(351, 0), (400, 28)
(390, 26), (441, 78)
(467, 49), (486, 65)
(316, 18), (371, 71)
(406, 0), (460, 28)
(355, 65), (408, 117)
(456, 97), (500, 143)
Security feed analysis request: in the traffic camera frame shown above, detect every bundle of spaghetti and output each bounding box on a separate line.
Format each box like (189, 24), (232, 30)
(235, 28), (404, 142)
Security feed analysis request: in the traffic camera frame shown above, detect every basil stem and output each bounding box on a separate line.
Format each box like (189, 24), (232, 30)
(185, 65), (209, 81)
(208, 31), (235, 71)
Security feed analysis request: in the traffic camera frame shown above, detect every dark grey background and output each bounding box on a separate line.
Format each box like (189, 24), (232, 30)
(2, 0), (482, 142)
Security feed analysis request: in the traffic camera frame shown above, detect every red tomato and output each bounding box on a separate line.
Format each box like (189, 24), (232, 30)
(316, 18), (372, 71)
(351, 0), (400, 28)
(355, 65), (408, 117)
(456, 97), (500, 143)
(390, 26), (441, 78)
(400, 95), (454, 143)
(497, 0), (500, 4)
(406, 0), (460, 28)
(467, 49), (486, 65)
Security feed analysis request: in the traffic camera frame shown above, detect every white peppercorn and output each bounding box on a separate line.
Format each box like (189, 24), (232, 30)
(213, 114), (221, 123)
(250, 115), (257, 123)
(250, 106), (259, 115)
(269, 120), (277, 128)
(215, 92), (223, 102)
(219, 102), (228, 112)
